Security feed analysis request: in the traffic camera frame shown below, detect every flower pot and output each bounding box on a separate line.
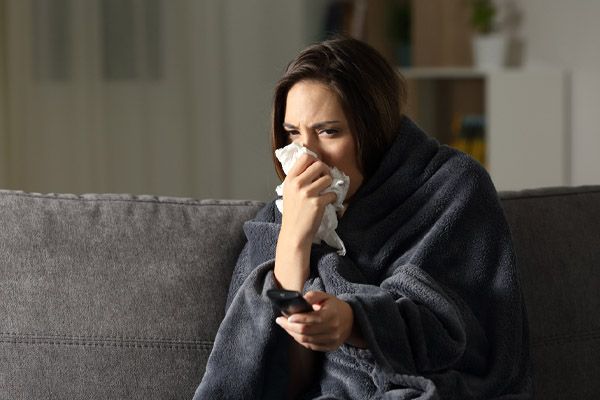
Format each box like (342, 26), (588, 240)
(472, 33), (507, 69)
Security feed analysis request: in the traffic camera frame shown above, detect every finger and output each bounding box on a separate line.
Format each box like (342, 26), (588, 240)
(310, 191), (337, 212)
(281, 322), (336, 343)
(278, 315), (324, 332)
(284, 164), (331, 199)
(286, 321), (330, 336)
(294, 161), (331, 190)
(304, 175), (334, 198)
(290, 332), (340, 351)
(278, 315), (335, 338)
(276, 316), (309, 332)
(286, 153), (319, 179)
(304, 291), (331, 305)
(287, 312), (322, 325)
(302, 159), (331, 180)
(323, 191), (338, 206)
(277, 321), (342, 352)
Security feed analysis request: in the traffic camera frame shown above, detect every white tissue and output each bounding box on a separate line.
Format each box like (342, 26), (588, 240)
(275, 142), (349, 256)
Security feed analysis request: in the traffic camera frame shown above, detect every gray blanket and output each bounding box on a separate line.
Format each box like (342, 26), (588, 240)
(194, 117), (533, 399)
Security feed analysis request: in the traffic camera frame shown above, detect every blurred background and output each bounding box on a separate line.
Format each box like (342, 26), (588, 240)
(0, 0), (598, 202)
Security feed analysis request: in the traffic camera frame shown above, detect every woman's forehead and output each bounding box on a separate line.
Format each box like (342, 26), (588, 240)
(284, 81), (346, 123)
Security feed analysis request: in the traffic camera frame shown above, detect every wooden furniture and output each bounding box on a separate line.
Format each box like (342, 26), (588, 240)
(401, 67), (569, 191)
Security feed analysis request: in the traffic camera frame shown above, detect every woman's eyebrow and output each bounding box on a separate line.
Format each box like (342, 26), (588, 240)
(283, 120), (341, 129)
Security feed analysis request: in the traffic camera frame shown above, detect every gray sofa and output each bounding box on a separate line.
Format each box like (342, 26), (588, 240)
(1, 186), (598, 399)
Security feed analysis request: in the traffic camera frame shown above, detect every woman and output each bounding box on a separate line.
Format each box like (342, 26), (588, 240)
(194, 36), (533, 399)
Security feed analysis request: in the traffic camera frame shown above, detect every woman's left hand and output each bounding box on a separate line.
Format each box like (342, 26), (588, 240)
(275, 291), (356, 352)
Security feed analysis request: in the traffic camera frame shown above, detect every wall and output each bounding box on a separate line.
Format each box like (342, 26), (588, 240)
(220, 0), (307, 201)
(516, 0), (600, 185)
(2, 0), (596, 201)
(0, 0), (309, 202)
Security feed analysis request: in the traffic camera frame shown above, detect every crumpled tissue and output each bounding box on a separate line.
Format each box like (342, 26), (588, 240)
(275, 142), (349, 255)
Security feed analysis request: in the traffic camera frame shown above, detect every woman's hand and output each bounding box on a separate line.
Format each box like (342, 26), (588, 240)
(280, 153), (336, 247)
(274, 154), (337, 292)
(275, 291), (366, 352)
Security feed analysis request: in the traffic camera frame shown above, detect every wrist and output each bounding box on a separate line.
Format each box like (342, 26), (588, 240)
(344, 304), (367, 349)
(279, 222), (314, 251)
(274, 235), (311, 292)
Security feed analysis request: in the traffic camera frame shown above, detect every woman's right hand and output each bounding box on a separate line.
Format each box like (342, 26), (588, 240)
(274, 153), (337, 291)
(280, 153), (336, 246)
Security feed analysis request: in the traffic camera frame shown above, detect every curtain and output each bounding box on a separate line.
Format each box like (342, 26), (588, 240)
(0, 0), (307, 200)
(0, 0), (229, 198)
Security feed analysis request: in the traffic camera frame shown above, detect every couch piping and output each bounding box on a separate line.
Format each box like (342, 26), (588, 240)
(532, 330), (600, 349)
(0, 332), (213, 351)
(500, 187), (600, 202)
(0, 190), (266, 208)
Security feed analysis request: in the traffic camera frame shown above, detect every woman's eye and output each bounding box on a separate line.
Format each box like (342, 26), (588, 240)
(285, 130), (299, 136)
(319, 129), (338, 136)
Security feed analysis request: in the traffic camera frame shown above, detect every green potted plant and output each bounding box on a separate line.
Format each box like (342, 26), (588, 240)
(387, 1), (412, 67)
(468, 0), (507, 69)
(471, 0), (496, 34)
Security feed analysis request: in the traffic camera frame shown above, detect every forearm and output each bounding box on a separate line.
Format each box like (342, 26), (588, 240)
(274, 231), (312, 292)
(274, 232), (320, 397)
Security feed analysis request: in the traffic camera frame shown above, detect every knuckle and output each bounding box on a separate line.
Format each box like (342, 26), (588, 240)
(297, 325), (308, 334)
(299, 334), (310, 343)
(298, 187), (309, 199)
(299, 153), (313, 162)
(308, 197), (321, 208)
(290, 179), (303, 191)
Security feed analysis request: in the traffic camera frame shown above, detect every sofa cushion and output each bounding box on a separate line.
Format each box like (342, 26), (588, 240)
(0, 190), (264, 399)
(2, 186), (599, 399)
(500, 186), (600, 400)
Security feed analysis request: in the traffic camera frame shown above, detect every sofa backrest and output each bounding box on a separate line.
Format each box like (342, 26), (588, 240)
(1, 186), (599, 399)
(500, 186), (600, 399)
(0, 190), (264, 399)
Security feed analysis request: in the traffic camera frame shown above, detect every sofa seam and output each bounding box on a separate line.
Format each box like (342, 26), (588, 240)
(0, 331), (213, 343)
(0, 191), (266, 208)
(0, 332), (214, 350)
(500, 188), (600, 202)
(532, 331), (600, 349)
(0, 339), (214, 351)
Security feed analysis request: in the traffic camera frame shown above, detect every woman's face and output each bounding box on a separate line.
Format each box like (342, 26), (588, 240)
(283, 80), (364, 201)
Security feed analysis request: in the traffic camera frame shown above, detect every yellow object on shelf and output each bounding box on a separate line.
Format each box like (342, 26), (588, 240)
(450, 114), (486, 167)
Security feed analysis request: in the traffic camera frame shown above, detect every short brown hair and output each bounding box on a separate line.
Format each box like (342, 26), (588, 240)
(271, 35), (407, 182)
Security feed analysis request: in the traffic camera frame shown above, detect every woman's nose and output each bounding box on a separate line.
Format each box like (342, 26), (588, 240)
(299, 134), (321, 159)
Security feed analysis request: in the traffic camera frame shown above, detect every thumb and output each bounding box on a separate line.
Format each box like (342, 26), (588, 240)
(322, 191), (338, 206)
(304, 290), (331, 310)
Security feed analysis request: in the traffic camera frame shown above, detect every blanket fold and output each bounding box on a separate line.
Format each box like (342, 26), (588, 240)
(194, 117), (533, 399)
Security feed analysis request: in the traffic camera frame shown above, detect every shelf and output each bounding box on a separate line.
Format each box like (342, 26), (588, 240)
(399, 67), (486, 79)
(402, 68), (569, 191)
(398, 66), (561, 79)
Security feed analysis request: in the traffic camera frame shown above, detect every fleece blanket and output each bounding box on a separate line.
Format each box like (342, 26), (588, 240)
(194, 117), (533, 399)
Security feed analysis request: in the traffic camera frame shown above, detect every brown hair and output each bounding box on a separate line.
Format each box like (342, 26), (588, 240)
(271, 35), (407, 182)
